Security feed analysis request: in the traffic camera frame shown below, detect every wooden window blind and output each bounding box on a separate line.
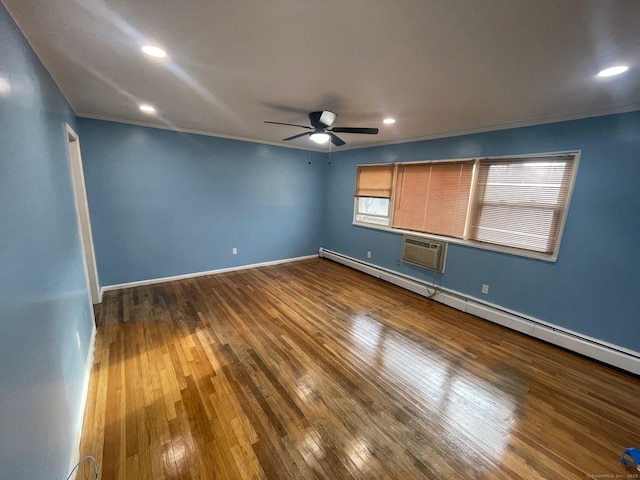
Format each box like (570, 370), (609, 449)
(392, 161), (474, 238)
(355, 164), (394, 198)
(469, 156), (575, 253)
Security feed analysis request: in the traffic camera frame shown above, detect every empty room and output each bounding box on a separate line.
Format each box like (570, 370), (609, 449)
(2, 1), (640, 479)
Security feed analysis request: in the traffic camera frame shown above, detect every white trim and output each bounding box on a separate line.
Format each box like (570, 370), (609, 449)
(356, 149), (579, 166)
(335, 103), (640, 151)
(551, 151), (580, 262)
(67, 322), (96, 480)
(352, 221), (562, 262)
(100, 254), (318, 294)
(65, 124), (101, 304)
(76, 114), (327, 152)
(318, 248), (640, 375)
(78, 105), (640, 153)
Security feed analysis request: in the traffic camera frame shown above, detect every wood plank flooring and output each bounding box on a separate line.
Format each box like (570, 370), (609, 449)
(78, 258), (640, 479)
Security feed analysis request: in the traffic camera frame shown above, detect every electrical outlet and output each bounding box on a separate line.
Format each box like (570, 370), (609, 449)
(232, 247), (237, 255)
(367, 251), (372, 258)
(75, 331), (81, 349)
(481, 284), (489, 294)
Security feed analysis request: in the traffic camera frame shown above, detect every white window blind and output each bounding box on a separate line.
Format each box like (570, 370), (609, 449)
(469, 156), (575, 254)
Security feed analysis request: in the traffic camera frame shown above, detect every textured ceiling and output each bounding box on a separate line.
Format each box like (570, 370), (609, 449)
(3, 0), (640, 150)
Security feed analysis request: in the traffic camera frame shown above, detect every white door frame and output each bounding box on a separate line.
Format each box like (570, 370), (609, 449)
(65, 124), (101, 304)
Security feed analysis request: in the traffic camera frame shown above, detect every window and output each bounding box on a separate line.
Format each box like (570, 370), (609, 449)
(354, 153), (577, 260)
(356, 197), (391, 226)
(469, 158), (575, 254)
(354, 164), (393, 226)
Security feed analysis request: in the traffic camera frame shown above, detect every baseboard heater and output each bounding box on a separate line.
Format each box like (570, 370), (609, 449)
(318, 247), (640, 376)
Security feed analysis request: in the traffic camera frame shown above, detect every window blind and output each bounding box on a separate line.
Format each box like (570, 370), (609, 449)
(469, 156), (575, 253)
(392, 161), (474, 238)
(355, 164), (394, 198)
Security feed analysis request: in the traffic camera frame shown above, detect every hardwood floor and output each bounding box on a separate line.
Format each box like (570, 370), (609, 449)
(79, 258), (640, 479)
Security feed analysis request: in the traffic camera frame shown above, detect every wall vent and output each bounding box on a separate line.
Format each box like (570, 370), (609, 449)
(401, 236), (446, 272)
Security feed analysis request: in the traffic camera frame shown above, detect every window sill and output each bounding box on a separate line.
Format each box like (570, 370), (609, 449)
(352, 221), (559, 263)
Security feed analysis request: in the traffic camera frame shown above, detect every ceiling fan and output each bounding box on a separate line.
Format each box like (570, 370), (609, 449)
(264, 110), (378, 146)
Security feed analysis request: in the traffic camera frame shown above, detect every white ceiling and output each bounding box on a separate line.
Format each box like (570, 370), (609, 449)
(4, 0), (640, 150)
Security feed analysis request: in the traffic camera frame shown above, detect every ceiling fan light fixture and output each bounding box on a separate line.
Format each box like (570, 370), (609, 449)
(139, 104), (156, 113)
(383, 118), (396, 124)
(310, 132), (331, 144)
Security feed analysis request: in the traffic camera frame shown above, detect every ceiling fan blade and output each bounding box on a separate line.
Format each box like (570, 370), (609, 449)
(330, 127), (379, 134)
(328, 132), (346, 146)
(283, 132), (311, 141)
(264, 121), (312, 129)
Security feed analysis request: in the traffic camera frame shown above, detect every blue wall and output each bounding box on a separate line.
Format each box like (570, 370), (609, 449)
(78, 118), (325, 286)
(323, 112), (640, 352)
(0, 4), (95, 479)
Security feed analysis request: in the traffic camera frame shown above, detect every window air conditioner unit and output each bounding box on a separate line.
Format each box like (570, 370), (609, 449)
(401, 235), (446, 272)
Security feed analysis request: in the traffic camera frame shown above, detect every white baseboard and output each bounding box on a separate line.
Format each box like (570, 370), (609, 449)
(100, 254), (319, 295)
(67, 321), (96, 479)
(318, 247), (640, 375)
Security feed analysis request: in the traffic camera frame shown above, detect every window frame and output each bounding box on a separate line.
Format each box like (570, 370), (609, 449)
(353, 151), (580, 262)
(354, 196), (392, 226)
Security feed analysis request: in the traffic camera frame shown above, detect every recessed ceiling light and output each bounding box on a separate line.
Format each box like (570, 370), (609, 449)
(141, 45), (167, 58)
(383, 118), (396, 125)
(139, 104), (156, 113)
(597, 65), (628, 77)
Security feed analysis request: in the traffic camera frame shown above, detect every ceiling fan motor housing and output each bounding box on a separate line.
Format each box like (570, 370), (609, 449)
(310, 111), (337, 128)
